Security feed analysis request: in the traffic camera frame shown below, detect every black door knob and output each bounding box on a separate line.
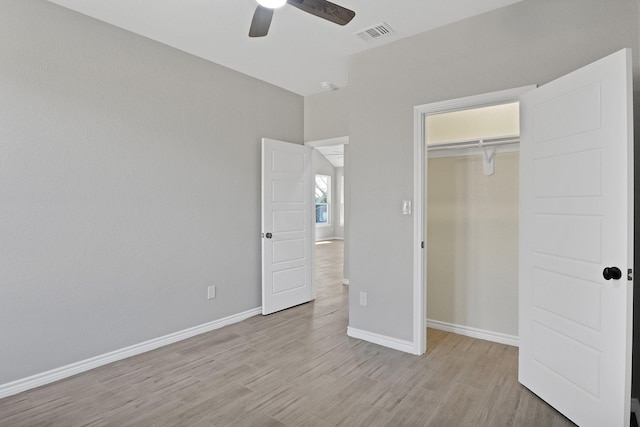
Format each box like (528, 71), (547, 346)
(265, 232), (272, 239)
(603, 267), (622, 280)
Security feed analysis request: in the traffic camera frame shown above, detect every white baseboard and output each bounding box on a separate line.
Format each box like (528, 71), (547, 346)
(0, 307), (262, 400)
(426, 319), (519, 347)
(632, 398), (640, 421)
(347, 326), (415, 354)
(342, 278), (349, 285)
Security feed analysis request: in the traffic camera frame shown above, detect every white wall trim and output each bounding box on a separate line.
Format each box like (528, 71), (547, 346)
(413, 85), (536, 357)
(426, 319), (519, 347)
(315, 236), (344, 242)
(0, 307), (262, 400)
(347, 327), (415, 354)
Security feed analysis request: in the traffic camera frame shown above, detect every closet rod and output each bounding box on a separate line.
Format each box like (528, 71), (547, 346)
(427, 134), (519, 151)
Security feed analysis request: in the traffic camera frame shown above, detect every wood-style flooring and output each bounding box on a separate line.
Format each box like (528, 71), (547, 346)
(0, 240), (576, 426)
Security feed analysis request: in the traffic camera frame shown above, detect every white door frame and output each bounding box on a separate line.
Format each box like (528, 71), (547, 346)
(411, 85), (535, 355)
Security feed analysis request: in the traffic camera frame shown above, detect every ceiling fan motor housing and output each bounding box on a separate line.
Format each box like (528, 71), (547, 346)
(249, 0), (356, 38)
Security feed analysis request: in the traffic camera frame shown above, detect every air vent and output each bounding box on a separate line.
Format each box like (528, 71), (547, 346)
(354, 22), (395, 42)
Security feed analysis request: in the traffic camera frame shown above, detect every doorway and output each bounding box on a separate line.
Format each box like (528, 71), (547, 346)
(306, 136), (349, 288)
(412, 86), (535, 354)
(411, 50), (634, 426)
(426, 102), (520, 345)
(261, 137), (348, 315)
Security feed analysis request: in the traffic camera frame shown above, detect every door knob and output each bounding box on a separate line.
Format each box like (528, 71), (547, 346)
(265, 232), (273, 239)
(603, 266), (622, 280)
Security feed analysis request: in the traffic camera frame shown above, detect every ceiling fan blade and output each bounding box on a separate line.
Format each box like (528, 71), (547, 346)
(287, 0), (355, 26)
(249, 5), (273, 37)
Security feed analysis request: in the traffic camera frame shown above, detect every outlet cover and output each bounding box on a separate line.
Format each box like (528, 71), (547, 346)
(359, 291), (367, 306)
(207, 286), (216, 300)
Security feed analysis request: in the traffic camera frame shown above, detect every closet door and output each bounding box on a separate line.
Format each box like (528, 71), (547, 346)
(519, 49), (633, 426)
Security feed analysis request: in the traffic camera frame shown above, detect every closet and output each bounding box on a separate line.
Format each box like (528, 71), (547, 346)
(426, 102), (520, 341)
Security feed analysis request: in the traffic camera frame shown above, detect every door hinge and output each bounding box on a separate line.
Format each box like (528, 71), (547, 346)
(628, 268), (633, 281)
(421, 241), (424, 249)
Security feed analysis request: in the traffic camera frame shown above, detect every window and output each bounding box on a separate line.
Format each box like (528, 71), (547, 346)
(315, 175), (330, 225)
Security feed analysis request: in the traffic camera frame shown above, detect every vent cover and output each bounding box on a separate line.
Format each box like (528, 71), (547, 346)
(354, 22), (395, 42)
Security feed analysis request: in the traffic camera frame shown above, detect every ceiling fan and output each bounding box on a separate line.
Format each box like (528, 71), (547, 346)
(249, 0), (356, 37)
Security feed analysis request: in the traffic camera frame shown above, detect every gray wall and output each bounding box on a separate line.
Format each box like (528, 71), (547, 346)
(304, 89), (349, 142)
(0, 0), (303, 385)
(347, 0), (640, 342)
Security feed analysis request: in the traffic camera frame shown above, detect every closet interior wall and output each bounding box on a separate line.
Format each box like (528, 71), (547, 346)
(427, 150), (519, 338)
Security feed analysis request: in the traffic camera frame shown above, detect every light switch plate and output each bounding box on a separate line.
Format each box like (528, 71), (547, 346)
(402, 200), (412, 215)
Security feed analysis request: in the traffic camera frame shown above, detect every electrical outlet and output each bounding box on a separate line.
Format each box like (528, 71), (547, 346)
(359, 291), (367, 306)
(207, 285), (216, 300)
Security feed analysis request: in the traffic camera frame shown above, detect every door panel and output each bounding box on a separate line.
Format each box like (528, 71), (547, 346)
(262, 138), (313, 315)
(519, 49), (633, 427)
(533, 150), (602, 197)
(532, 268), (601, 330)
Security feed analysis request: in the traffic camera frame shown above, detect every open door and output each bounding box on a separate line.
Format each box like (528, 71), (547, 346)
(519, 49), (634, 426)
(261, 138), (314, 315)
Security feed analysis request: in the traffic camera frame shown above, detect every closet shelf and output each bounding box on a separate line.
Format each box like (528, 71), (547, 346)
(427, 134), (519, 176)
(426, 134), (520, 151)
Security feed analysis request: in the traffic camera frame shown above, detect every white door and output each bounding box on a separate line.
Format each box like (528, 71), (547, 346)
(519, 49), (634, 426)
(261, 138), (314, 315)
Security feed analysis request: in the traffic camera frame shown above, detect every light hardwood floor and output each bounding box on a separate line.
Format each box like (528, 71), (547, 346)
(0, 240), (575, 426)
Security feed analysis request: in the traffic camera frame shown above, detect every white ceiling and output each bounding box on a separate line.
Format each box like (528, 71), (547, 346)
(317, 145), (344, 168)
(48, 0), (522, 96)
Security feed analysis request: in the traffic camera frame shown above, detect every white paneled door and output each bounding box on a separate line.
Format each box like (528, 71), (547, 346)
(519, 49), (634, 426)
(261, 138), (314, 315)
